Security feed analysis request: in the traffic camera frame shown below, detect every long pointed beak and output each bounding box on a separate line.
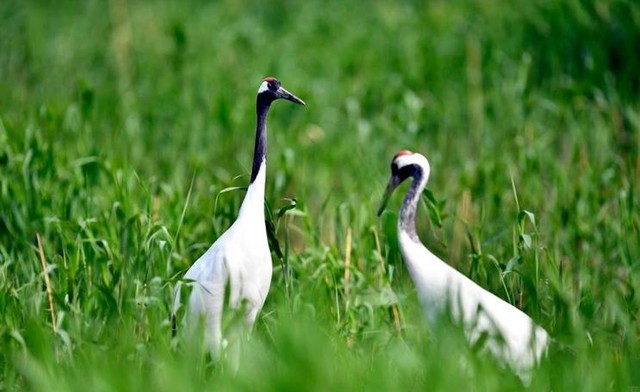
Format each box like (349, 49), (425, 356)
(377, 175), (401, 216)
(277, 86), (305, 105)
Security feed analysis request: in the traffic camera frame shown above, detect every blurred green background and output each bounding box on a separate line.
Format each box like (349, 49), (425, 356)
(1, 0), (639, 390)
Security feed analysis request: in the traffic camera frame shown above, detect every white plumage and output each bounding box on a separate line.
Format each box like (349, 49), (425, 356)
(378, 150), (549, 382)
(173, 77), (304, 359)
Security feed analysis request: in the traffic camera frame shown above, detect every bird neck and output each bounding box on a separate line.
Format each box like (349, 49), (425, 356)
(250, 98), (272, 184)
(239, 160), (266, 222)
(238, 97), (271, 224)
(399, 168), (427, 242)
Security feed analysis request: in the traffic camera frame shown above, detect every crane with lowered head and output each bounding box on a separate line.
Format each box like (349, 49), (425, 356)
(377, 150), (549, 383)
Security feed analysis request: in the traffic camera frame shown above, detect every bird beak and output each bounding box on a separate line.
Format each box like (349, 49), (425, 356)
(377, 175), (401, 216)
(277, 87), (305, 105)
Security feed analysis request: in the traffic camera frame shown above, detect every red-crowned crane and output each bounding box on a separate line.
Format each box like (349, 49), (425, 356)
(377, 150), (548, 383)
(173, 78), (304, 362)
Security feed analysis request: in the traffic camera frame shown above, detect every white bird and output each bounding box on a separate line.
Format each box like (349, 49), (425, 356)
(173, 77), (304, 359)
(377, 150), (549, 383)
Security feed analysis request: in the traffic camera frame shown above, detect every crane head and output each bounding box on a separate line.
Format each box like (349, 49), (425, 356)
(377, 150), (430, 216)
(258, 77), (305, 105)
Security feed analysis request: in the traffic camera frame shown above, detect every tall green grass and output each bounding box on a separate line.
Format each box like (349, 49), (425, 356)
(1, 0), (639, 390)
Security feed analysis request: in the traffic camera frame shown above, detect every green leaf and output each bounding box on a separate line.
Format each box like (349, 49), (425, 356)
(277, 198), (298, 220)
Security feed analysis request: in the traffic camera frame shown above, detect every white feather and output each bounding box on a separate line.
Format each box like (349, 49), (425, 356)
(395, 153), (429, 172)
(398, 231), (548, 381)
(257, 81), (269, 94)
(174, 161), (272, 357)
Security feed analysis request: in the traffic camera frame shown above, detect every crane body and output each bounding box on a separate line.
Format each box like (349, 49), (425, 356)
(173, 78), (304, 359)
(379, 150), (548, 383)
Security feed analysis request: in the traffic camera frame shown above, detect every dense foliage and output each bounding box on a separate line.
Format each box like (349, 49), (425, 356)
(1, 0), (639, 390)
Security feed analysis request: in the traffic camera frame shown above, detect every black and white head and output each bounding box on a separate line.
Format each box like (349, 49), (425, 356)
(377, 150), (431, 215)
(257, 77), (305, 105)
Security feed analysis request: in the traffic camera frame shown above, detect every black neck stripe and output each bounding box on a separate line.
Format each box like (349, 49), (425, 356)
(250, 95), (272, 183)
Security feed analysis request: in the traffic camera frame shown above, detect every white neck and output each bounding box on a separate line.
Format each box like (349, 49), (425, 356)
(397, 229), (455, 319)
(238, 160), (266, 222)
(398, 163), (429, 242)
